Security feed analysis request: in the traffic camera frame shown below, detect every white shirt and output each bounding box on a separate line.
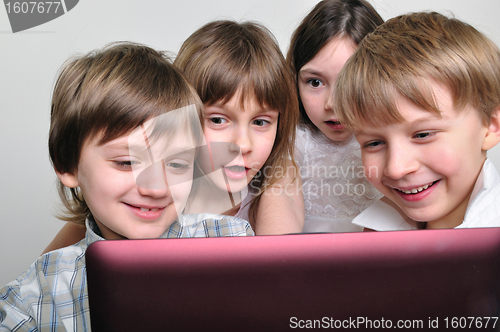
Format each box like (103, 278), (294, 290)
(353, 159), (500, 230)
(295, 126), (382, 233)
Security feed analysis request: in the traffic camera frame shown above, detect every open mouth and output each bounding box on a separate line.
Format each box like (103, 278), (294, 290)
(395, 180), (439, 195)
(325, 120), (345, 130)
(139, 207), (159, 212)
(222, 165), (248, 181)
(224, 165), (246, 173)
(125, 203), (165, 212)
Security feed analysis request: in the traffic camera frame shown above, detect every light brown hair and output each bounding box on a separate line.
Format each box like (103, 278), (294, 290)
(335, 11), (500, 129)
(287, 0), (383, 130)
(174, 20), (299, 227)
(49, 42), (203, 224)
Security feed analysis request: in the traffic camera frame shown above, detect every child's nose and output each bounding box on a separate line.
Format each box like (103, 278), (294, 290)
(136, 161), (170, 198)
(233, 128), (252, 154)
(383, 147), (419, 180)
(325, 90), (334, 111)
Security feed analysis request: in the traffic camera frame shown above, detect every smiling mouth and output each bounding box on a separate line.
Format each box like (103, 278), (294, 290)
(395, 180), (439, 195)
(140, 207), (159, 212)
(125, 203), (165, 212)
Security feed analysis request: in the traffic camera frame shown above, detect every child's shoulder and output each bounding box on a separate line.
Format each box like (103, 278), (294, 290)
(0, 242), (89, 330)
(296, 124), (359, 157)
(462, 159), (500, 227)
(15, 241), (87, 287)
(165, 213), (254, 238)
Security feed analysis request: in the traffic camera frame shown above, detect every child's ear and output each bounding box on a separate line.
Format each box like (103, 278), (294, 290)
(56, 171), (79, 188)
(482, 108), (500, 151)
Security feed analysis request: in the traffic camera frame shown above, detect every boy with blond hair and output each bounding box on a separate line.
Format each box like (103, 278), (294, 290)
(0, 42), (252, 330)
(334, 12), (500, 230)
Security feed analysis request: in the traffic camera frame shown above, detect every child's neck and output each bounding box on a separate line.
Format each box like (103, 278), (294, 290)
(425, 201), (468, 229)
(221, 203), (241, 217)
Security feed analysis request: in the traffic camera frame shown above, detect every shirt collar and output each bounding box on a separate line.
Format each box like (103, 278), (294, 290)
(84, 214), (184, 242)
(464, 158), (500, 220)
(354, 159), (498, 230)
(84, 215), (106, 247)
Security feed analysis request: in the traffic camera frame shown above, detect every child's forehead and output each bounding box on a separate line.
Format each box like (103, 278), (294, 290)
(119, 105), (202, 148)
(210, 88), (272, 111)
(354, 112), (441, 135)
(355, 82), (455, 130)
(128, 123), (198, 152)
(354, 98), (483, 136)
(88, 110), (201, 155)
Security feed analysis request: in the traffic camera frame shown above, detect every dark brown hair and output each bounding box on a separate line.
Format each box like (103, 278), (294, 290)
(287, 0), (383, 130)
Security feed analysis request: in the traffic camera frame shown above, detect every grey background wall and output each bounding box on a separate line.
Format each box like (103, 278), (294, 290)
(1, 0), (500, 286)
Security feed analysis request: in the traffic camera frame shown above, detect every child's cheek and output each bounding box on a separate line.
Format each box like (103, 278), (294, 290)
(362, 155), (381, 184)
(424, 146), (461, 176)
(171, 178), (193, 211)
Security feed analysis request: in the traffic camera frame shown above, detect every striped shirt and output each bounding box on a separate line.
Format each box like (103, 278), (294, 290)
(0, 213), (253, 331)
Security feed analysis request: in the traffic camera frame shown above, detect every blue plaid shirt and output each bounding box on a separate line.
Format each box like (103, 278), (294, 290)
(0, 214), (253, 331)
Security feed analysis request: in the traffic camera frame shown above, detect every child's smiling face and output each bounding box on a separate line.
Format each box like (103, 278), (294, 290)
(57, 115), (198, 240)
(355, 82), (492, 229)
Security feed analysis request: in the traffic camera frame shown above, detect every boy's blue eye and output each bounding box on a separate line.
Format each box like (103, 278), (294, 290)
(114, 160), (137, 168)
(414, 131), (434, 139)
(209, 117), (226, 125)
(166, 161), (192, 174)
(363, 140), (384, 149)
(167, 162), (188, 169)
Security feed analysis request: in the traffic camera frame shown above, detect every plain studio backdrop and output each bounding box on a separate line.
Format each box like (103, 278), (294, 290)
(1, 0), (500, 286)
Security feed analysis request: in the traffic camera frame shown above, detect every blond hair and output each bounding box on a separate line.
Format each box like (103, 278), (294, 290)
(335, 11), (500, 129)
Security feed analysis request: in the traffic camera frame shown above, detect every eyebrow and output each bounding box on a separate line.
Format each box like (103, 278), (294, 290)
(105, 141), (196, 157)
(259, 108), (280, 115)
(210, 102), (279, 115)
(163, 146), (197, 157)
(298, 67), (321, 76)
(355, 114), (447, 136)
(405, 113), (447, 126)
(104, 142), (147, 153)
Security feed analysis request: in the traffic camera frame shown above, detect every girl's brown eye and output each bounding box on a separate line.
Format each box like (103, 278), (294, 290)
(209, 117), (223, 125)
(307, 79), (323, 88)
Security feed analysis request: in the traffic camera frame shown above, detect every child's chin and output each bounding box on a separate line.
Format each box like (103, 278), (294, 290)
(129, 229), (170, 240)
(221, 179), (248, 195)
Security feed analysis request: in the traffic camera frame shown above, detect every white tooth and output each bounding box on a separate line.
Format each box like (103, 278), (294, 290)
(151, 208), (158, 212)
(400, 183), (432, 194)
(140, 207), (150, 212)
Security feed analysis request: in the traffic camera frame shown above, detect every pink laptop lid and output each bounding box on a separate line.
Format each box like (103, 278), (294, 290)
(86, 228), (500, 331)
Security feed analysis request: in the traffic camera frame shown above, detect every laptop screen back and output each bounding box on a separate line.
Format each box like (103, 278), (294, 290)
(86, 228), (500, 331)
